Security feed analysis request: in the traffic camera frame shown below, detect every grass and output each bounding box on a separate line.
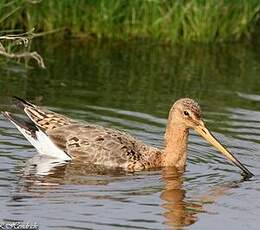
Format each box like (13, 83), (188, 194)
(0, 0), (260, 43)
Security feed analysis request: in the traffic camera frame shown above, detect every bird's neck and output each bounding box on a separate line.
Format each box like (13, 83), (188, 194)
(162, 122), (189, 169)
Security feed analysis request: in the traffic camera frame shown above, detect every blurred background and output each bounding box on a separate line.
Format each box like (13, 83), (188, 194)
(0, 1), (260, 230)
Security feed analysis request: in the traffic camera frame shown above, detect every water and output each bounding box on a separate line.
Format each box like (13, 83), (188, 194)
(0, 40), (260, 230)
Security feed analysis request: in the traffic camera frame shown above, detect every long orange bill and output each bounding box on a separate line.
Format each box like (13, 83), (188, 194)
(194, 123), (254, 178)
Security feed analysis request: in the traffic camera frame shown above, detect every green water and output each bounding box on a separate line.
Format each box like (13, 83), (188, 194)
(0, 40), (259, 229)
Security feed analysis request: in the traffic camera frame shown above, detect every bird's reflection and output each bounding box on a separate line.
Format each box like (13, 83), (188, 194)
(16, 155), (130, 193)
(15, 155), (243, 229)
(160, 167), (242, 229)
(160, 167), (198, 228)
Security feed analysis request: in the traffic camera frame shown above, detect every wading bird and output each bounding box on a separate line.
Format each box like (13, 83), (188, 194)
(3, 97), (253, 177)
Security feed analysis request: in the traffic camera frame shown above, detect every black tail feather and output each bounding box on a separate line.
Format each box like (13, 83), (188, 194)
(2, 111), (38, 138)
(12, 96), (35, 110)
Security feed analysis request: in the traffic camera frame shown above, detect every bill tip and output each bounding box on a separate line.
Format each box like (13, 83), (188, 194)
(241, 171), (254, 180)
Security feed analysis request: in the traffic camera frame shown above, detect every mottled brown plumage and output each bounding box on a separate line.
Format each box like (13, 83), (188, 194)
(3, 97), (254, 176)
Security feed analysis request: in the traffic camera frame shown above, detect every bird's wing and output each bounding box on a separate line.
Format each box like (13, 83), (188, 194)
(11, 97), (162, 170)
(47, 124), (155, 170)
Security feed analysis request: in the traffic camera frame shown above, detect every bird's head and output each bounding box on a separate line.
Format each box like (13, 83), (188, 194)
(168, 98), (253, 178)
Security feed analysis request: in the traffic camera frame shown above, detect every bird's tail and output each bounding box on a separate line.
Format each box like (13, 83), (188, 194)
(2, 100), (71, 160)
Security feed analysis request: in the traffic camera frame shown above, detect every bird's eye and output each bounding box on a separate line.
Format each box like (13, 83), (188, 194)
(184, 111), (189, 116)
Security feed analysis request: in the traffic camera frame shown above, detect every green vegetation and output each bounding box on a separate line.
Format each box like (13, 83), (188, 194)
(0, 1), (45, 69)
(1, 0), (260, 43)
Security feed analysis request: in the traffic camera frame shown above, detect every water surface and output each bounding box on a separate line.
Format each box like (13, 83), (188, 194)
(0, 40), (260, 230)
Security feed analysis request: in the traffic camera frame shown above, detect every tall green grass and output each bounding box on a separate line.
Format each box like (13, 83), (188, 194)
(1, 0), (260, 43)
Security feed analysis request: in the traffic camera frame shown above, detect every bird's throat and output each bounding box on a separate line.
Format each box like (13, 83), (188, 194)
(163, 124), (189, 169)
